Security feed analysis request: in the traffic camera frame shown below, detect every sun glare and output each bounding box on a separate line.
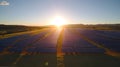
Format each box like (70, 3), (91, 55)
(50, 16), (67, 27)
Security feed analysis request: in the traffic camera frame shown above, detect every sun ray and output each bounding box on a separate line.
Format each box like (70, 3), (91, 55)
(50, 16), (67, 28)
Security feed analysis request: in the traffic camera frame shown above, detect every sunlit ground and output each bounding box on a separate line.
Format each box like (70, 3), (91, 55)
(0, 19), (120, 67)
(0, 24), (120, 67)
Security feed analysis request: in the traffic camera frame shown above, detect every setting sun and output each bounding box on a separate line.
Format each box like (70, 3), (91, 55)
(50, 16), (67, 27)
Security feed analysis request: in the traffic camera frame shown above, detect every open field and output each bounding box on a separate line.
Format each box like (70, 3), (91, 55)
(0, 24), (120, 67)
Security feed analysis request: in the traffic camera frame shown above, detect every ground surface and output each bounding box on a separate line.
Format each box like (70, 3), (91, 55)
(0, 28), (120, 67)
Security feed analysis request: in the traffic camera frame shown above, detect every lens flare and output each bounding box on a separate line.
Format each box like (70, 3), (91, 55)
(50, 16), (67, 27)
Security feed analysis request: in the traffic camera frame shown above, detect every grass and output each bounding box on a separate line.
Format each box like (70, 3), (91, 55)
(0, 28), (49, 40)
(0, 54), (57, 67)
(64, 54), (120, 67)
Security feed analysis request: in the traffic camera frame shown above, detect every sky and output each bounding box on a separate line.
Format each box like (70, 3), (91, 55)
(0, 0), (120, 26)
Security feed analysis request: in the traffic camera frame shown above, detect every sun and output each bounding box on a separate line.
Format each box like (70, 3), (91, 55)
(50, 16), (67, 27)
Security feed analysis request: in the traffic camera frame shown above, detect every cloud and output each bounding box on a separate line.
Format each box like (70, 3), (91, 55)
(0, 1), (9, 6)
